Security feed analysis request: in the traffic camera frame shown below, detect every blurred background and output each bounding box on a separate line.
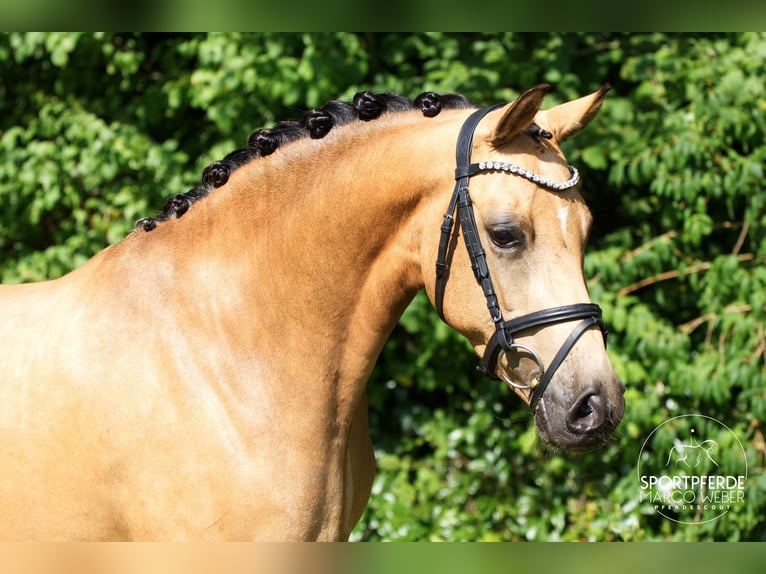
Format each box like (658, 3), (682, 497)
(0, 32), (764, 541)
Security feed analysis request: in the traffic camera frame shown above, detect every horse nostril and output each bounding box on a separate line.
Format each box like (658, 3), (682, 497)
(566, 389), (606, 434)
(576, 399), (593, 418)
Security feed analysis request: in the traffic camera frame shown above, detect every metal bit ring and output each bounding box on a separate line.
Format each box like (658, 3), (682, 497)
(497, 344), (546, 391)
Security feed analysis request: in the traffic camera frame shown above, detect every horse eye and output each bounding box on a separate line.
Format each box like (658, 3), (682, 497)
(489, 226), (525, 249)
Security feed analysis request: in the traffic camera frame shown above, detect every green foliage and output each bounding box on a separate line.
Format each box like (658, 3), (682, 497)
(1, 33), (764, 541)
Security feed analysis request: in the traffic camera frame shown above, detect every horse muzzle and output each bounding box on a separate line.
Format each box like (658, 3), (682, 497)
(535, 376), (626, 452)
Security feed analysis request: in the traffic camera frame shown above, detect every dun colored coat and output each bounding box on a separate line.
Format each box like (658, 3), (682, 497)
(0, 85), (624, 540)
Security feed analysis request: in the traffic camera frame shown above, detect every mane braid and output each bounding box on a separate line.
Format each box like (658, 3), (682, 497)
(134, 91), (475, 233)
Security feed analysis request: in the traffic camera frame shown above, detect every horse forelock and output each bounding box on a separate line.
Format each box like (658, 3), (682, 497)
(134, 91), (475, 233)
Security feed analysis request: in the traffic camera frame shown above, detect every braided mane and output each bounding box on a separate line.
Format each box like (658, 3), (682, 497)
(135, 91), (474, 232)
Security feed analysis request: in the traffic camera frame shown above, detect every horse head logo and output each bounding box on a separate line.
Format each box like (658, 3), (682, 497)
(665, 428), (719, 470)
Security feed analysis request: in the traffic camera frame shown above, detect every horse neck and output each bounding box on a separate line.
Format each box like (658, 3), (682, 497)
(128, 112), (461, 386)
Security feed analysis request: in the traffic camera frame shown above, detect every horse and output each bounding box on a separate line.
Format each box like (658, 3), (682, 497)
(0, 84), (625, 541)
(666, 439), (719, 470)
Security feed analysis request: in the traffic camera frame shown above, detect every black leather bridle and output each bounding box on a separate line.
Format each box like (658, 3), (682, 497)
(434, 104), (607, 411)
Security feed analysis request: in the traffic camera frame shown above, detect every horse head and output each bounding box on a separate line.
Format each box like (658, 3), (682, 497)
(425, 85), (625, 452)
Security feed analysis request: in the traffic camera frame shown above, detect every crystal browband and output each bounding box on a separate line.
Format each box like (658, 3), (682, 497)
(474, 161), (580, 192)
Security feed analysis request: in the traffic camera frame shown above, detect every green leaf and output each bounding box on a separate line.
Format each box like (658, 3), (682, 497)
(581, 146), (608, 170)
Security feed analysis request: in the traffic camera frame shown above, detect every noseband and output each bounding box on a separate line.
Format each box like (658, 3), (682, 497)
(434, 105), (607, 411)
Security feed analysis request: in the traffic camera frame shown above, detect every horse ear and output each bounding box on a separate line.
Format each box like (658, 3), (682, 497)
(489, 84), (550, 148)
(537, 84), (611, 142)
